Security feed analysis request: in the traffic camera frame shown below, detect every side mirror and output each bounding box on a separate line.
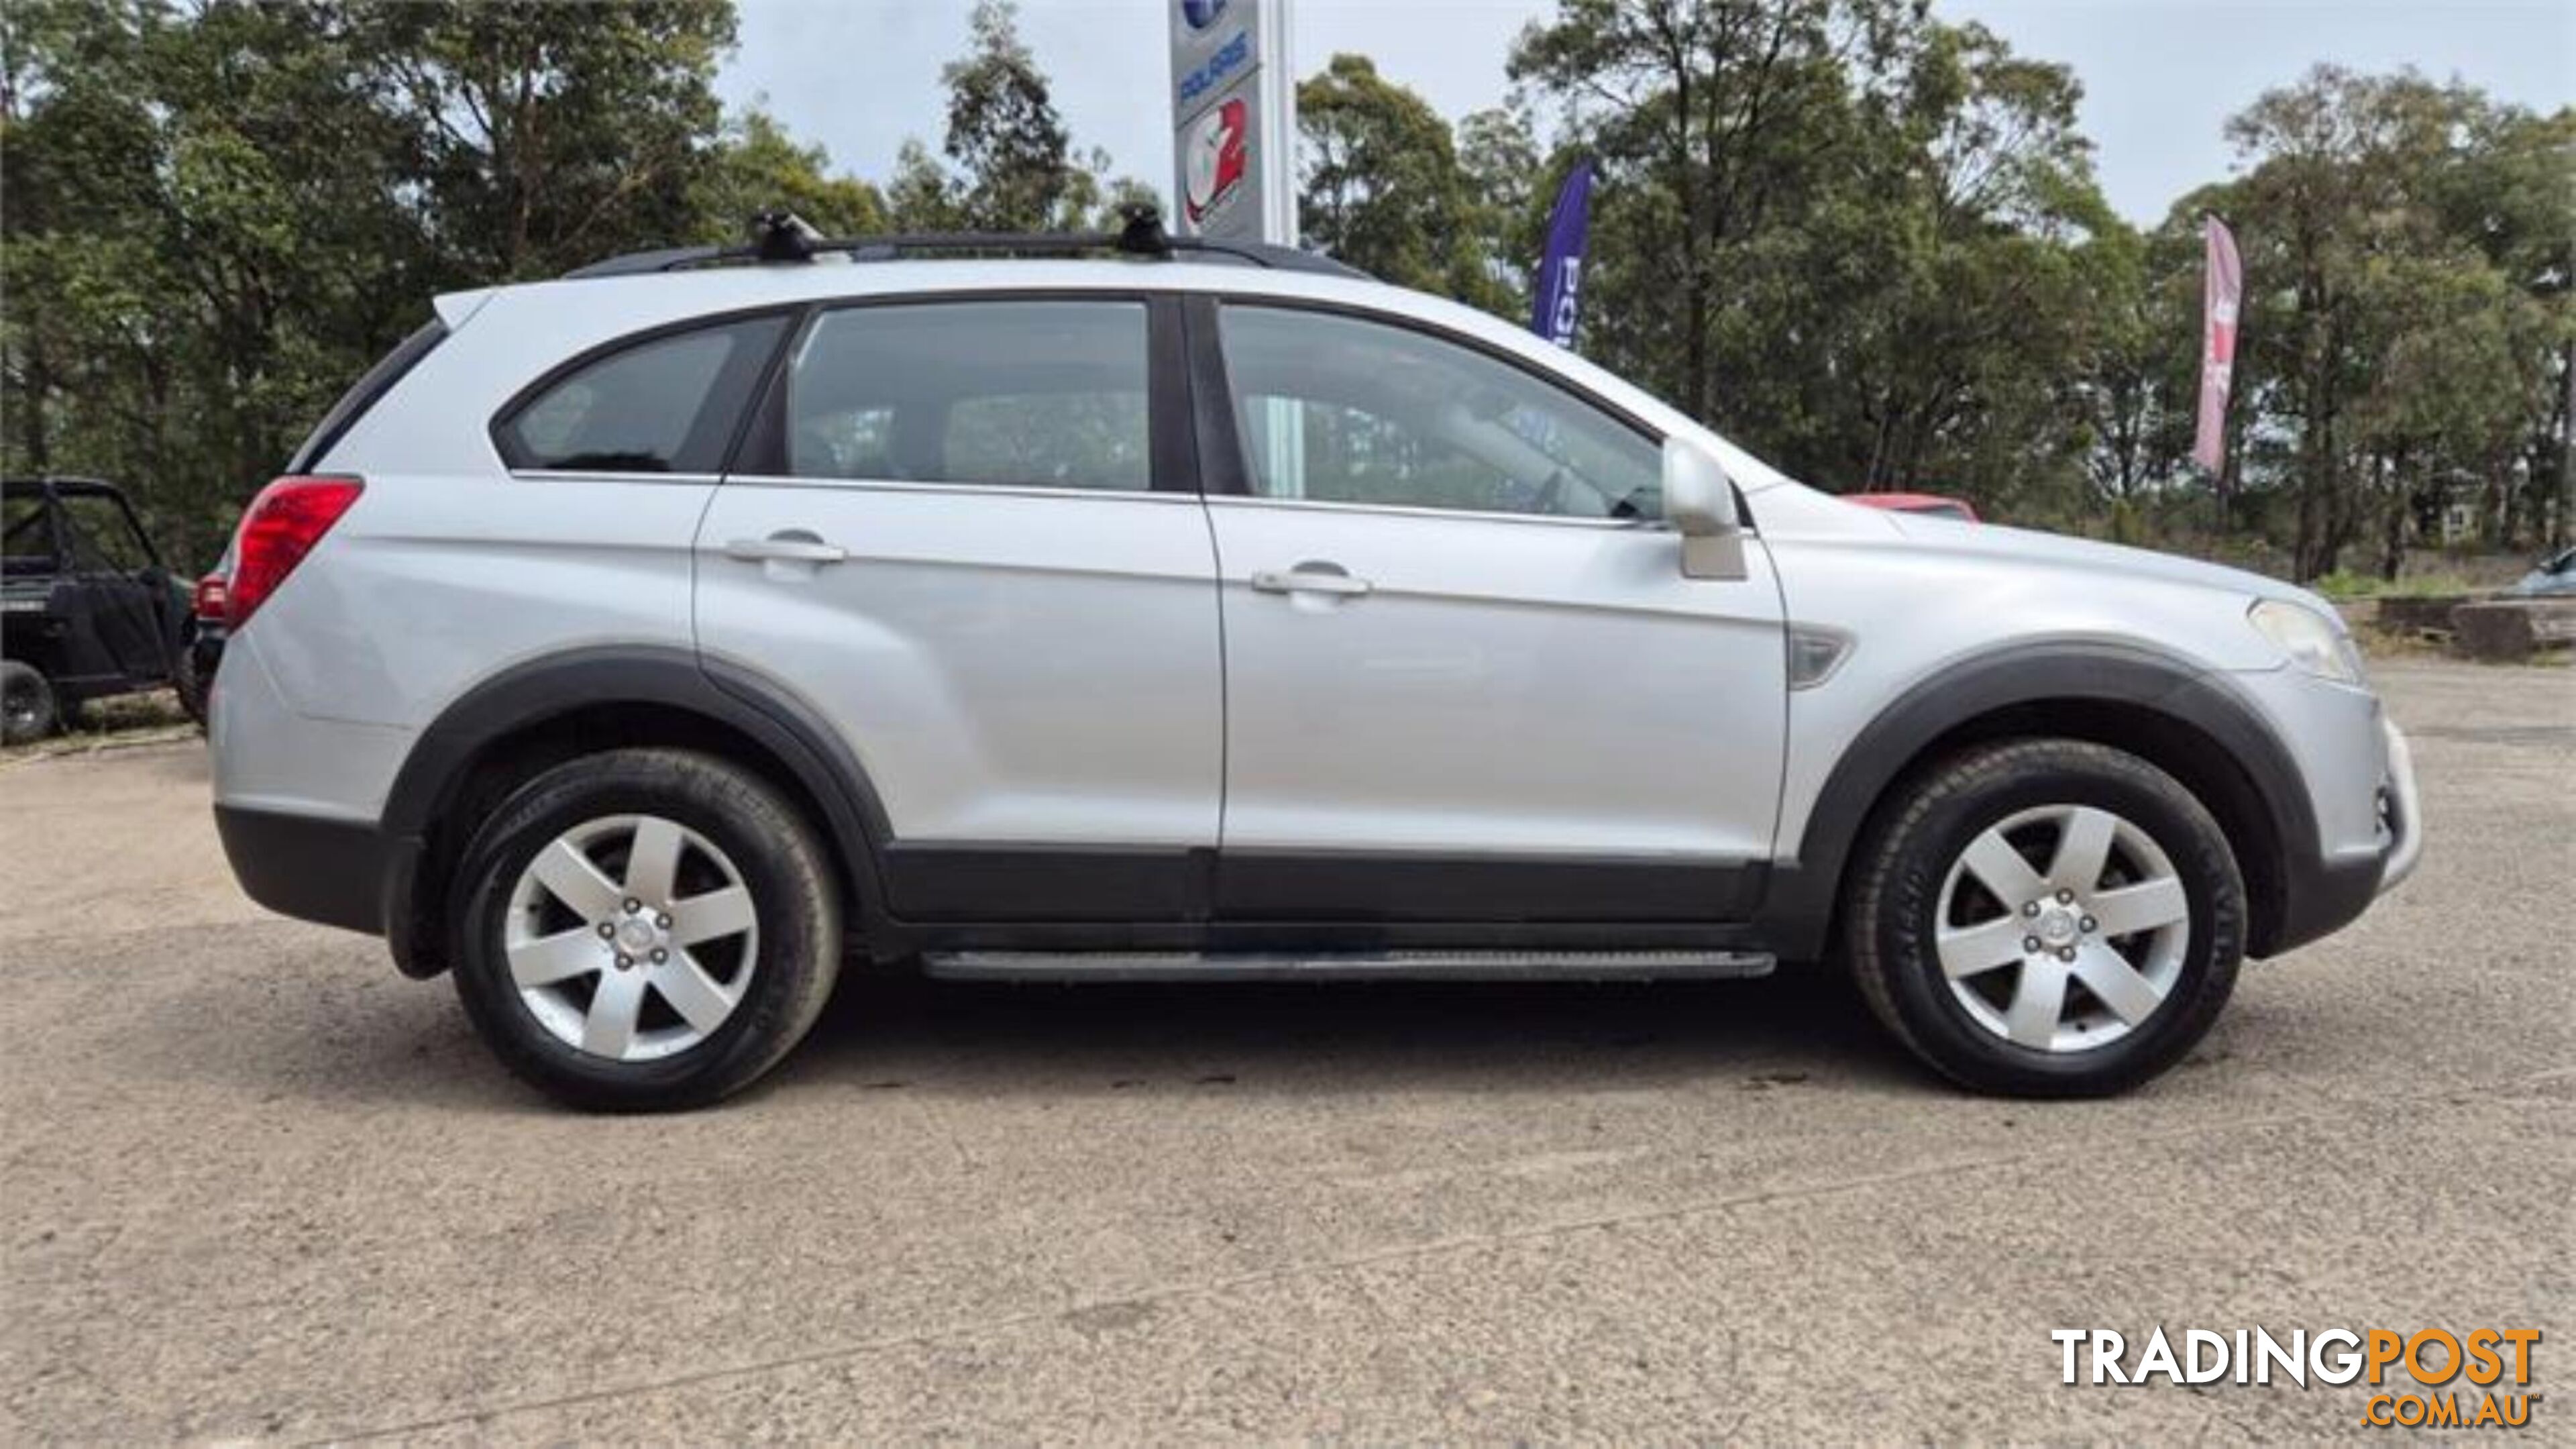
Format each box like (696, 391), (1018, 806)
(1662, 437), (1747, 580)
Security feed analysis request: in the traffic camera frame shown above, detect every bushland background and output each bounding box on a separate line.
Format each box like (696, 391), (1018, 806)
(4, 0), (2568, 590)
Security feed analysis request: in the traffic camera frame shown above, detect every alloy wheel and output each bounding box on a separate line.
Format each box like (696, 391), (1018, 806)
(1933, 804), (2192, 1053)
(502, 814), (759, 1062)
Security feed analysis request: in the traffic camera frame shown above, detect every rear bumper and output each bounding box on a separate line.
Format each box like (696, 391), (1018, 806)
(213, 804), (389, 936)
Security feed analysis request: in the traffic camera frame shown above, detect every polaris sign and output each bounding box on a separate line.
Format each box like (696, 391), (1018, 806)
(1169, 0), (1292, 244)
(1175, 28), (1250, 109)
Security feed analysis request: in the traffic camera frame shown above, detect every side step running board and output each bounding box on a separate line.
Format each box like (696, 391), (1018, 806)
(920, 949), (1776, 983)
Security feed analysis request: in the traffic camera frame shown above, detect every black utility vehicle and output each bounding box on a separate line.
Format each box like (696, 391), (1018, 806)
(1, 476), (202, 743)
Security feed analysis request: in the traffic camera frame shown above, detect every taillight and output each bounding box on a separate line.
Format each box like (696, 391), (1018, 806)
(192, 572), (228, 623)
(229, 475), (363, 627)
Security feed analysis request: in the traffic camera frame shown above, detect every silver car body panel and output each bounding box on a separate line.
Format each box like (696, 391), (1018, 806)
(1204, 494), (1786, 861)
(698, 478), (1224, 847)
(211, 254), (2413, 959)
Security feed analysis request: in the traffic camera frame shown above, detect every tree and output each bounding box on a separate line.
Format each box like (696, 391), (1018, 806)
(4, 0), (433, 557)
(693, 109), (888, 241)
(1452, 106), (1545, 318)
(887, 0), (1150, 233)
(358, 0), (738, 279)
(1814, 19), (2112, 503)
(1511, 0), (1854, 425)
(1509, 1), (2116, 513)
(1297, 54), (1509, 311)
(2222, 68), (2571, 575)
(0, 0), (843, 566)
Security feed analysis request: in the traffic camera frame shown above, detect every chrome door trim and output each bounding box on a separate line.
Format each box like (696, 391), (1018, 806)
(716, 472), (1203, 505)
(508, 469), (727, 486)
(1202, 491), (1672, 534)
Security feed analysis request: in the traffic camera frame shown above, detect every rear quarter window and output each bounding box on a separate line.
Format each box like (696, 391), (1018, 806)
(288, 320), (448, 473)
(494, 314), (789, 474)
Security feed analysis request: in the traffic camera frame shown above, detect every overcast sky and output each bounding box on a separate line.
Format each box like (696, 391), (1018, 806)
(718, 0), (2573, 226)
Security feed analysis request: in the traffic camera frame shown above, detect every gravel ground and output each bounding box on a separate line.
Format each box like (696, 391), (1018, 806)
(1, 658), (2567, 1444)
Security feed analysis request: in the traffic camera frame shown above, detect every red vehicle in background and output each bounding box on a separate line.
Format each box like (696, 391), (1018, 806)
(1848, 491), (1980, 523)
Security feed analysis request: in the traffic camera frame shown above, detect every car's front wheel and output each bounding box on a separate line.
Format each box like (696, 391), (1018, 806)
(1845, 739), (2245, 1096)
(448, 748), (842, 1111)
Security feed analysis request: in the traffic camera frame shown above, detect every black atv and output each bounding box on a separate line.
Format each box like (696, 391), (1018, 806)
(2, 476), (203, 745)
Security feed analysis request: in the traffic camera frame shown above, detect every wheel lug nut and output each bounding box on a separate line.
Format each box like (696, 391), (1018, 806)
(597, 922), (614, 938)
(651, 948), (667, 964)
(2080, 916), (2097, 933)
(2023, 936), (2041, 953)
(655, 913), (672, 929)
(2022, 902), (2040, 917)
(623, 898), (641, 914)
(2057, 947), (2077, 962)
(2055, 888), (2075, 904)
(615, 954), (633, 970)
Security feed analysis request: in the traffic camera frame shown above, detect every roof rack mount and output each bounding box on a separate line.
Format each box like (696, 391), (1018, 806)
(561, 205), (1370, 283)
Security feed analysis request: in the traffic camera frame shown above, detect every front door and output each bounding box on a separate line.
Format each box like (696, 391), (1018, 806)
(694, 295), (1222, 924)
(1197, 301), (1787, 924)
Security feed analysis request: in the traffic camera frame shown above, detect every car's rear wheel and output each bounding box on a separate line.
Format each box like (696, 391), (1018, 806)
(448, 748), (841, 1111)
(1, 661), (57, 745)
(1845, 739), (2244, 1096)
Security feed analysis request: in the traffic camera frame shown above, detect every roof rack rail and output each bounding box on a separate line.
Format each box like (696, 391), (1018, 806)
(560, 206), (1372, 283)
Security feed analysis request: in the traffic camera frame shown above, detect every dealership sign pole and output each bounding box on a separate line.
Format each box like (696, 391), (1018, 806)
(1170, 0), (1294, 247)
(1173, 0), (1301, 490)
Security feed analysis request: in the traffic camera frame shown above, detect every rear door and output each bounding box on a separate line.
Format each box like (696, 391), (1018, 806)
(1195, 300), (1788, 926)
(694, 294), (1222, 924)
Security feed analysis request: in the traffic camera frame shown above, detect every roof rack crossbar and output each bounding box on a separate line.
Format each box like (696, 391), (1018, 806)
(561, 209), (1371, 283)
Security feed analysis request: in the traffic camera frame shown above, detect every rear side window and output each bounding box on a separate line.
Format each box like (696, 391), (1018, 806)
(289, 319), (447, 473)
(496, 314), (788, 474)
(782, 301), (1151, 492)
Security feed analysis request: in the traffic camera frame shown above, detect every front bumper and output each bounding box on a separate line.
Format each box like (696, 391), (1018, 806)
(2376, 718), (2422, 894)
(2261, 714), (2420, 957)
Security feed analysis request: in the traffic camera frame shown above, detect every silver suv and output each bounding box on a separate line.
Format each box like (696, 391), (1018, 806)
(209, 224), (2420, 1110)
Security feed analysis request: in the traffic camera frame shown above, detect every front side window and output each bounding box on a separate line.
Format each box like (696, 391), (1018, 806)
(1216, 305), (1662, 520)
(784, 301), (1152, 492)
(497, 314), (786, 474)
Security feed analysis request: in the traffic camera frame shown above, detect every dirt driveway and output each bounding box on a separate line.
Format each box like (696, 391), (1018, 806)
(2, 659), (2568, 1442)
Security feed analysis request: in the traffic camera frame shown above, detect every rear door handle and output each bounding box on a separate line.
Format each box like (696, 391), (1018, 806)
(724, 534), (847, 565)
(1250, 566), (1371, 598)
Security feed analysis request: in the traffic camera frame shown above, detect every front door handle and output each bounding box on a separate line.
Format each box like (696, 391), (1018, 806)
(1250, 564), (1371, 598)
(724, 533), (847, 565)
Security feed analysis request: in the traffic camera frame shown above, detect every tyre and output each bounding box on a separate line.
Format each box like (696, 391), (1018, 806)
(1845, 739), (2245, 1097)
(172, 643), (207, 728)
(1, 661), (57, 745)
(448, 748), (842, 1111)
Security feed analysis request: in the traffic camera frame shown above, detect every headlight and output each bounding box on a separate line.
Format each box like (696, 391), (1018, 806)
(2249, 598), (2364, 684)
